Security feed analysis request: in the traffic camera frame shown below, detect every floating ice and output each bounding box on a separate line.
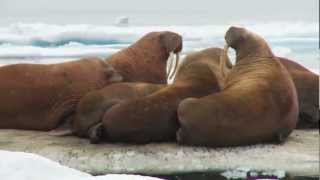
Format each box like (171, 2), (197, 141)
(0, 22), (317, 71)
(0, 150), (163, 180)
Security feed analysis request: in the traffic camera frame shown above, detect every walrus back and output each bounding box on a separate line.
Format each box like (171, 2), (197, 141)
(0, 59), (113, 130)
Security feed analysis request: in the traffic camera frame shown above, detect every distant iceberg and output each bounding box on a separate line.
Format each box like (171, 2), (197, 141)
(0, 22), (318, 71)
(115, 16), (130, 27)
(0, 22), (316, 47)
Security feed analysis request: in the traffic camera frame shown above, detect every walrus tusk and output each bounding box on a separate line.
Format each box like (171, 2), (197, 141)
(168, 53), (180, 80)
(220, 44), (229, 80)
(166, 51), (175, 79)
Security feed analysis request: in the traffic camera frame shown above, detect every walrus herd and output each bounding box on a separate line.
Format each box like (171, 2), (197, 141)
(0, 27), (318, 147)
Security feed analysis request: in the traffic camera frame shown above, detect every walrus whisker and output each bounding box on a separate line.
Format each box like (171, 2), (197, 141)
(168, 53), (180, 80)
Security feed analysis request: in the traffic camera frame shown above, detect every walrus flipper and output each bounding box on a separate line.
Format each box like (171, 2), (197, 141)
(89, 122), (105, 144)
(49, 114), (75, 136)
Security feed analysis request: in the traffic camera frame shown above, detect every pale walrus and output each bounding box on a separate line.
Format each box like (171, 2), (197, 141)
(89, 47), (232, 144)
(177, 27), (299, 147)
(0, 31), (182, 131)
(279, 57), (319, 128)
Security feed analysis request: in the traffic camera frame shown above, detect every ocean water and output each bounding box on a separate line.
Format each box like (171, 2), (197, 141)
(0, 22), (318, 73)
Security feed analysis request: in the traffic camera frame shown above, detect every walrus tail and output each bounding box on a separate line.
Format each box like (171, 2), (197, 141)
(220, 45), (229, 80)
(168, 53), (180, 80)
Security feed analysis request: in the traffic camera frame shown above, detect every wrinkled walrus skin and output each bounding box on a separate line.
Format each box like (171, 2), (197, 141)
(177, 27), (299, 147)
(91, 47), (232, 144)
(73, 83), (165, 138)
(0, 31), (182, 131)
(279, 57), (319, 129)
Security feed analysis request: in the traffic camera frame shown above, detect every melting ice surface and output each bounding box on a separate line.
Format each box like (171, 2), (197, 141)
(0, 22), (318, 73)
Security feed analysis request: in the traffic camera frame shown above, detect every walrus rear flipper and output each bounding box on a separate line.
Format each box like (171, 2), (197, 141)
(49, 115), (74, 136)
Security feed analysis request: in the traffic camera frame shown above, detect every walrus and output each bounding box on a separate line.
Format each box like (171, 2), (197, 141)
(72, 82), (164, 138)
(0, 31), (182, 131)
(279, 57), (319, 128)
(89, 47), (232, 144)
(106, 31), (182, 83)
(177, 26), (299, 147)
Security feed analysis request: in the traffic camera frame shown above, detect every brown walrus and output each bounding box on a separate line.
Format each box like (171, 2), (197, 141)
(177, 26), (299, 147)
(72, 82), (164, 139)
(0, 31), (182, 131)
(106, 31), (182, 84)
(279, 57), (319, 128)
(89, 47), (232, 144)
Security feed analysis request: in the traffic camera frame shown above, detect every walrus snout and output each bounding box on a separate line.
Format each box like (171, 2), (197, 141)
(225, 26), (247, 49)
(160, 31), (183, 54)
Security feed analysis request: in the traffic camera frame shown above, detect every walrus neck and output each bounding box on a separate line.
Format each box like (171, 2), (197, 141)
(235, 41), (274, 63)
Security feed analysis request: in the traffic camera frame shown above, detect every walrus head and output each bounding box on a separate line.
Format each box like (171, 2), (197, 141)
(105, 31), (182, 84)
(160, 31), (183, 54)
(160, 31), (183, 80)
(224, 26), (274, 62)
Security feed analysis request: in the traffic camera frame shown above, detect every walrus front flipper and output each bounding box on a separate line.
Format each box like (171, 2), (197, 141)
(89, 122), (105, 144)
(297, 104), (320, 129)
(49, 115), (74, 136)
(276, 128), (292, 144)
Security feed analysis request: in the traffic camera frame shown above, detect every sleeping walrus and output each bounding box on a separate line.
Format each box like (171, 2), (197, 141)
(88, 47), (232, 144)
(72, 82), (164, 139)
(177, 27), (299, 147)
(279, 57), (319, 129)
(0, 31), (182, 131)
